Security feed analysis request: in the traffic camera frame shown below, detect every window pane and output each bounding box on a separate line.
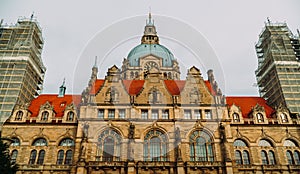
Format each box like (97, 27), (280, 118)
(10, 150), (18, 163)
(194, 110), (201, 119)
(67, 111), (74, 121)
(233, 139), (247, 147)
(57, 150), (64, 165)
(37, 150), (45, 165)
(33, 138), (47, 146)
(243, 150), (250, 165)
(29, 150), (37, 164)
(151, 110), (158, 119)
(162, 110), (169, 119)
(141, 110), (148, 119)
(268, 151), (276, 165)
(65, 150), (73, 164)
(59, 138), (75, 146)
(258, 140), (272, 147)
(286, 151), (294, 165)
(261, 151), (268, 165)
(184, 110), (191, 119)
(233, 113), (240, 122)
(205, 110), (212, 119)
(103, 137), (114, 162)
(283, 140), (297, 147)
(11, 138), (20, 146)
(294, 151), (300, 165)
(108, 109), (115, 119)
(235, 150), (242, 164)
(118, 109), (125, 119)
(98, 109), (104, 119)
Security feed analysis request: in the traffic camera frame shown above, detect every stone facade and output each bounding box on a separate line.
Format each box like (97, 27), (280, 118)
(1, 15), (300, 174)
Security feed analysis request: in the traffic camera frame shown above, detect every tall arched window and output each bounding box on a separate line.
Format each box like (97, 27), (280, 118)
(268, 151), (276, 165)
(261, 150), (268, 165)
(10, 150), (18, 163)
(235, 151), (242, 164)
(65, 150), (73, 164)
(233, 139), (250, 165)
(144, 129), (168, 161)
(37, 150), (45, 165)
(280, 113), (288, 123)
(286, 150), (294, 165)
(259, 139), (275, 165)
(57, 150), (64, 165)
(97, 129), (122, 162)
(294, 151), (300, 165)
(243, 150), (250, 165)
(189, 130), (213, 162)
(29, 150), (37, 164)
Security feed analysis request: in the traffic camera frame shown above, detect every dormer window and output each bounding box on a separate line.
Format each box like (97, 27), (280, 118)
(41, 111), (49, 121)
(233, 113), (240, 122)
(280, 113), (288, 123)
(15, 111), (23, 121)
(256, 113), (264, 123)
(67, 111), (74, 121)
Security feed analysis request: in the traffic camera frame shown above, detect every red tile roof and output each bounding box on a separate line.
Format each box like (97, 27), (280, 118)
(90, 79), (105, 95)
(28, 95), (81, 117)
(226, 96), (275, 118)
(164, 80), (186, 95)
(122, 80), (145, 95)
(204, 80), (216, 95)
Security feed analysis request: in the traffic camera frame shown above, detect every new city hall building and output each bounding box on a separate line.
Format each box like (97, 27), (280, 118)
(1, 14), (300, 174)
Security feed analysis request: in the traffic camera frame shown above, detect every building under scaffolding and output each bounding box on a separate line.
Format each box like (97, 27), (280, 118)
(0, 16), (46, 129)
(255, 21), (300, 116)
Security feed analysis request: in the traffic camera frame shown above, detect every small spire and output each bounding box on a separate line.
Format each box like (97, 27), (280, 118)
(30, 12), (35, 20)
(267, 17), (271, 24)
(93, 56), (98, 68)
(58, 78), (66, 97)
(297, 29), (300, 36)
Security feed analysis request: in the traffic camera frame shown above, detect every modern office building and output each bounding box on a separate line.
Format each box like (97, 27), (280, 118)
(0, 15), (46, 129)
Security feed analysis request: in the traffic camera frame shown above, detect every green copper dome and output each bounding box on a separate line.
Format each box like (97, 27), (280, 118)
(127, 44), (175, 67)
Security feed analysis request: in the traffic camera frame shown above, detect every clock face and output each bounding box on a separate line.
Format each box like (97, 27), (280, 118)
(144, 61), (158, 71)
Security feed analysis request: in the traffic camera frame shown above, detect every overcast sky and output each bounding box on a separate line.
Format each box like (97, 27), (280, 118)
(1, 0), (299, 96)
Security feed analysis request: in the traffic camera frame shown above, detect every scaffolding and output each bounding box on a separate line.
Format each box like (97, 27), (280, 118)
(0, 16), (46, 126)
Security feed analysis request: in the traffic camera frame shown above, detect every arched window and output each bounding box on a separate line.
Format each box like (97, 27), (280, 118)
(67, 111), (74, 121)
(29, 150), (37, 164)
(15, 111), (23, 121)
(57, 150), (64, 165)
(189, 130), (213, 162)
(243, 150), (250, 165)
(37, 150), (45, 165)
(144, 129), (168, 161)
(256, 113), (264, 123)
(41, 111), (49, 121)
(65, 150), (72, 164)
(280, 113), (288, 123)
(32, 138), (47, 146)
(97, 129), (122, 162)
(233, 139), (247, 147)
(268, 151), (276, 165)
(59, 138), (75, 146)
(10, 150), (18, 163)
(235, 150), (242, 164)
(261, 150), (268, 165)
(233, 113), (240, 122)
(130, 71), (134, 78)
(135, 71), (138, 78)
(286, 150), (294, 165)
(283, 139), (297, 147)
(233, 139), (250, 165)
(11, 138), (20, 146)
(258, 139), (272, 147)
(294, 151), (300, 165)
